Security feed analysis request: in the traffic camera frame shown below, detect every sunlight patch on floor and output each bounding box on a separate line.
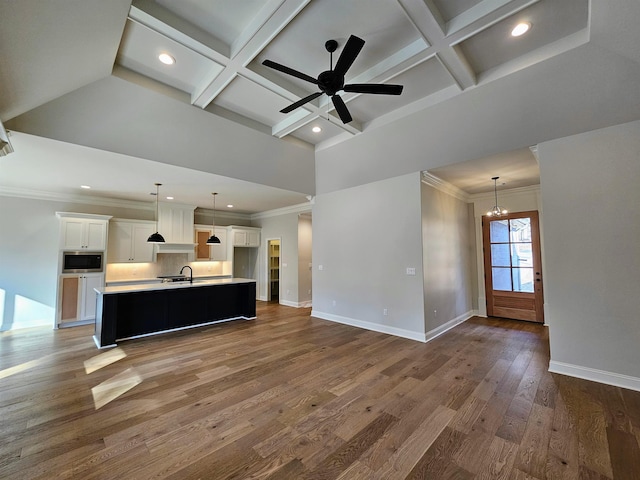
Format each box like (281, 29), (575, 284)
(91, 367), (141, 410)
(84, 347), (127, 374)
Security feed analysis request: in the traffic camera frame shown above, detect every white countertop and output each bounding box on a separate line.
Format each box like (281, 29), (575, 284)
(95, 277), (256, 295)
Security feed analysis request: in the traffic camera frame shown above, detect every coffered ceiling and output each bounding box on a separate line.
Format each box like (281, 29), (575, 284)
(114, 0), (589, 148)
(2, 0), (639, 212)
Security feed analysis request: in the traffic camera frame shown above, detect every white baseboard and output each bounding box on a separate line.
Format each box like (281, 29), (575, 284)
(310, 310), (473, 343)
(549, 360), (640, 392)
(311, 310), (427, 342)
(280, 299), (312, 308)
(425, 310), (475, 342)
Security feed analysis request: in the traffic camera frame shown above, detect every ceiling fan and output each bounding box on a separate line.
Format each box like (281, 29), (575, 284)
(262, 35), (403, 124)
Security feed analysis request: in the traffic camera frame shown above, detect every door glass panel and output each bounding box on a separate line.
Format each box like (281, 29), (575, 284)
(513, 268), (534, 292)
(492, 268), (512, 291)
(509, 218), (531, 242)
(511, 243), (533, 267)
(490, 220), (509, 242)
(491, 244), (511, 267)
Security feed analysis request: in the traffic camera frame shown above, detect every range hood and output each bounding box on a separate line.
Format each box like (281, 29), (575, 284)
(154, 242), (196, 253)
(153, 202), (196, 260)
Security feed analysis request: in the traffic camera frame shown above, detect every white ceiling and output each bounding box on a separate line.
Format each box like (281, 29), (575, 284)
(1, 0), (638, 211)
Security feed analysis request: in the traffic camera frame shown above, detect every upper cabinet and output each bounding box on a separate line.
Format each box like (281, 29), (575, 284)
(57, 213), (111, 251)
(157, 202), (195, 244)
(108, 219), (155, 263)
(229, 226), (261, 247)
(194, 226), (227, 261)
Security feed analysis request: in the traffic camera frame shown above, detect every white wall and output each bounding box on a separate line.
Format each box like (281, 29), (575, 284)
(312, 172), (426, 341)
(421, 183), (475, 338)
(538, 119), (640, 390)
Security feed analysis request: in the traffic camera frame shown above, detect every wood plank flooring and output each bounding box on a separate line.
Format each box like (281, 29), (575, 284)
(1, 302), (639, 479)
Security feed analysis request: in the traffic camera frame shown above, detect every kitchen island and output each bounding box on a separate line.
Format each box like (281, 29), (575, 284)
(93, 278), (256, 348)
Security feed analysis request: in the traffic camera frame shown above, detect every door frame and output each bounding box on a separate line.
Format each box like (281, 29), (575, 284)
(265, 237), (282, 303)
(481, 210), (545, 323)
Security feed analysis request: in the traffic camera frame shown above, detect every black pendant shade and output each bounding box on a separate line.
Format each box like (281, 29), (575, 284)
(147, 182), (166, 243)
(206, 234), (221, 245)
(147, 231), (166, 243)
(206, 192), (222, 245)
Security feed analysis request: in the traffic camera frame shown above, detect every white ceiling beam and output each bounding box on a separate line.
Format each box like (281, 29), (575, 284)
(129, 1), (229, 63)
(445, 0), (540, 45)
(398, 0), (475, 89)
(192, 0), (311, 108)
(436, 47), (476, 90)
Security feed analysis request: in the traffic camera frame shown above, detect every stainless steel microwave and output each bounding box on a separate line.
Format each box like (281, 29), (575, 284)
(62, 251), (104, 273)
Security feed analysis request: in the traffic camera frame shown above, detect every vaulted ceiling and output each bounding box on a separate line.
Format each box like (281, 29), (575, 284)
(1, 0), (639, 211)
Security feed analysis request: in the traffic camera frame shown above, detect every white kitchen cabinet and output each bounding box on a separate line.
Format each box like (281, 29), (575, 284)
(57, 213), (111, 250)
(108, 220), (155, 263)
(194, 225), (227, 261)
(58, 273), (104, 325)
(157, 202), (195, 243)
(229, 227), (261, 247)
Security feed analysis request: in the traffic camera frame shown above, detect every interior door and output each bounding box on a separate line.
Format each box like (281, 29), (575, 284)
(482, 210), (544, 323)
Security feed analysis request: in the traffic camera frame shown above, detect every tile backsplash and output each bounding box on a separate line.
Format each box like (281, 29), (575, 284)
(106, 253), (226, 282)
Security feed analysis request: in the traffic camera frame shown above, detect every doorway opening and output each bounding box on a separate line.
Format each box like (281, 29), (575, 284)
(267, 239), (280, 302)
(482, 210), (544, 323)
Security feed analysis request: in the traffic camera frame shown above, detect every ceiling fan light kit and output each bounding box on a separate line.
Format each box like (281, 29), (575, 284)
(263, 35), (403, 124)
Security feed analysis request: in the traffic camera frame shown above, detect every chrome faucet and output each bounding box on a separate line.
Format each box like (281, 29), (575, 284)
(179, 265), (193, 283)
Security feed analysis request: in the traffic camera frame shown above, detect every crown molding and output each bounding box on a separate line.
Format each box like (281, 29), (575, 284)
(250, 201), (312, 220)
(421, 172), (470, 202)
(468, 184), (540, 201)
(0, 186), (154, 210)
(195, 206), (252, 221)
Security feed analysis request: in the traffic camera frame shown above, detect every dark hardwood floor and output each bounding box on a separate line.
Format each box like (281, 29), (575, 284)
(1, 302), (639, 479)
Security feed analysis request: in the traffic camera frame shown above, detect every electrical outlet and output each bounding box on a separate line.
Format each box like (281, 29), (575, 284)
(406, 267), (416, 275)
(319, 264), (324, 271)
(434, 309), (437, 318)
(332, 300), (336, 306)
(383, 308), (388, 316)
(286, 289), (290, 295)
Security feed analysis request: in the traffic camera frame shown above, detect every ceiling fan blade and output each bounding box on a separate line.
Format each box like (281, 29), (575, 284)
(262, 59), (318, 85)
(344, 83), (404, 95)
(280, 91), (323, 114)
(333, 35), (365, 76)
(332, 95), (352, 124)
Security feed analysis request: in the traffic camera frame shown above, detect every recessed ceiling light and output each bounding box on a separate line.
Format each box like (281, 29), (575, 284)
(166, 196), (174, 200)
(158, 53), (175, 65)
(511, 22), (531, 37)
(80, 185), (91, 189)
(312, 126), (322, 133)
(227, 204), (234, 208)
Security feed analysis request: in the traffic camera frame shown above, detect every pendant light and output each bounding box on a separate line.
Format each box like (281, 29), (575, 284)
(486, 176), (508, 217)
(147, 183), (166, 243)
(206, 192), (221, 245)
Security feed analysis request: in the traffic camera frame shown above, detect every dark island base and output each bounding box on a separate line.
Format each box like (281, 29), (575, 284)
(94, 282), (256, 348)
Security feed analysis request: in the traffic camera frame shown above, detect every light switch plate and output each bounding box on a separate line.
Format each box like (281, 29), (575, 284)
(406, 267), (416, 275)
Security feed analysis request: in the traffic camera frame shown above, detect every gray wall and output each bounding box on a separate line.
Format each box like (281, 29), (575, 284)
(252, 211), (304, 305)
(298, 215), (312, 305)
(538, 119), (640, 386)
(9, 75), (316, 195)
(421, 183), (474, 335)
(0, 195), (150, 330)
(311, 172), (426, 341)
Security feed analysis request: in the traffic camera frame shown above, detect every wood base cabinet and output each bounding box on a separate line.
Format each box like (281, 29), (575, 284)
(58, 273), (104, 326)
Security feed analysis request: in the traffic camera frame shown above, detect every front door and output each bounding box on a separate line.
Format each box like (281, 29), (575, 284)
(482, 210), (544, 323)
